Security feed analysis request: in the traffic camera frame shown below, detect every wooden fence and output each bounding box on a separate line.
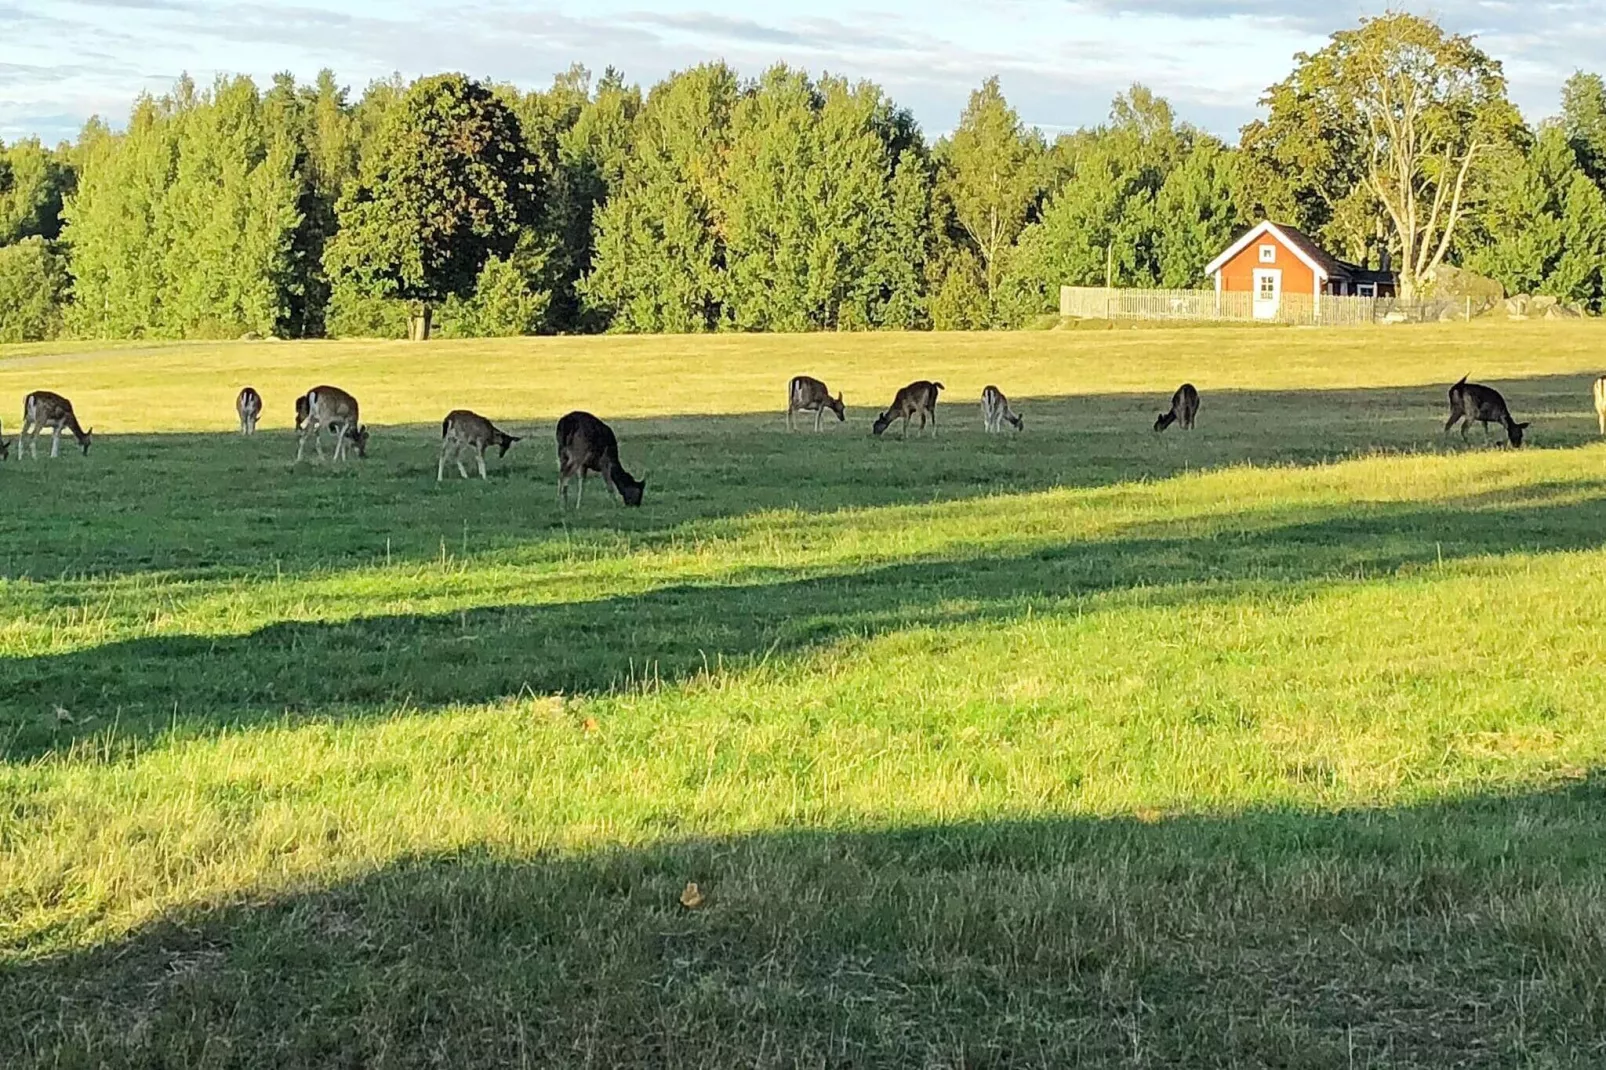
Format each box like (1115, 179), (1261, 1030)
(1059, 286), (1462, 326)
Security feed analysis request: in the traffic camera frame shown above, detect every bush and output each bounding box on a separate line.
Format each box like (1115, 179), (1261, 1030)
(439, 255), (552, 338)
(0, 237), (68, 342)
(325, 282), (410, 339)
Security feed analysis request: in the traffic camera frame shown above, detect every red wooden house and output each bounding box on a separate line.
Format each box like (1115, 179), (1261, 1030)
(1205, 220), (1396, 320)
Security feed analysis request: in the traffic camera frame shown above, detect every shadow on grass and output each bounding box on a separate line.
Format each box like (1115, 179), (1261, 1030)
(5, 775), (1604, 1068)
(6, 489), (1606, 759)
(0, 375), (1601, 582)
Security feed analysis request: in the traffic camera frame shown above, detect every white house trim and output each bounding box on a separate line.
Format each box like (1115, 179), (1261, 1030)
(1204, 220), (1329, 282)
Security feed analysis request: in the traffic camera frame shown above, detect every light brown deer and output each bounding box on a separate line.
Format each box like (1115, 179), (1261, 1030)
(21, 391), (92, 458)
(236, 387), (263, 435)
(295, 385), (368, 462)
(980, 385), (1023, 432)
(872, 380), (943, 438)
(787, 375), (845, 431)
(556, 411), (645, 508)
(439, 409), (521, 481)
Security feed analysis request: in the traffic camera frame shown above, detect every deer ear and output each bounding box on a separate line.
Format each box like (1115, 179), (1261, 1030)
(1518, 422), (1531, 430)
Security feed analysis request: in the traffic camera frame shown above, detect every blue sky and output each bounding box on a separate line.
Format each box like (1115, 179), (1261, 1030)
(3, 1), (1604, 145)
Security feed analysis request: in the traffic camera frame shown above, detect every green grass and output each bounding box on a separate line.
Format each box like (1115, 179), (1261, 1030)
(4, 322), (1606, 1066)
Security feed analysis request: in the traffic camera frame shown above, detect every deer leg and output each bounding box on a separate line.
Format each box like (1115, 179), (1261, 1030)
(787, 407), (794, 432)
(815, 407), (823, 432)
(474, 445), (487, 480)
(929, 407), (937, 437)
(50, 425), (62, 458)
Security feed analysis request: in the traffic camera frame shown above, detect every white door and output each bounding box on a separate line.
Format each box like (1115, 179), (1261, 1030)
(1253, 269), (1282, 320)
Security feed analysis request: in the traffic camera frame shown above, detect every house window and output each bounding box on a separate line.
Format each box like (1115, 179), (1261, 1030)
(1258, 274), (1278, 299)
(1358, 284), (1376, 298)
(1258, 244), (1277, 263)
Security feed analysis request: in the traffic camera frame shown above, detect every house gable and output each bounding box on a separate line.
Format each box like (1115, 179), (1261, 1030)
(1205, 220), (1330, 281)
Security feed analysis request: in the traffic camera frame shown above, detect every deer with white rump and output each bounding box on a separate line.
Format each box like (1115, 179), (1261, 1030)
(786, 375), (845, 431)
(980, 385), (1024, 432)
(236, 387), (263, 434)
(295, 385), (368, 462)
(439, 410), (521, 481)
(20, 391), (92, 458)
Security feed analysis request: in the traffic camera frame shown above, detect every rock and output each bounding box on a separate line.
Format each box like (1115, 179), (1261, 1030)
(1530, 295), (1559, 313)
(1544, 303), (1583, 319)
(1506, 295), (1532, 317)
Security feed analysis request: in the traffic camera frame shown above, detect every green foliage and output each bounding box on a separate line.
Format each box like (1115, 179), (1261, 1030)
(933, 77), (1046, 314)
(61, 77), (302, 339)
(439, 237), (553, 337)
(1561, 71), (1606, 188)
(0, 137), (74, 243)
(582, 64), (737, 333)
(1466, 126), (1606, 309)
(0, 236), (68, 342)
(323, 73), (538, 338)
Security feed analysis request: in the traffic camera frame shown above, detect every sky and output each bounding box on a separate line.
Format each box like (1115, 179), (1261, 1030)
(3, 1), (1605, 146)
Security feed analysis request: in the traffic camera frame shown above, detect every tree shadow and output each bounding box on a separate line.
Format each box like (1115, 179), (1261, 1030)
(0, 374), (1600, 583)
(6, 489), (1605, 759)
(5, 775), (1604, 1067)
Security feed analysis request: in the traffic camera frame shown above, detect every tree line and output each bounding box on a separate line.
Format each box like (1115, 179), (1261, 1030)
(5, 12), (1606, 343)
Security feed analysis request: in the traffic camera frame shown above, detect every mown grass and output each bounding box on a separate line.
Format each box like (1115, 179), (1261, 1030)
(3, 322), (1606, 1067)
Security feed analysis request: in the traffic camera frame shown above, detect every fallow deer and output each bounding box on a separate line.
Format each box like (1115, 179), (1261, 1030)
(556, 411), (645, 508)
(872, 380), (944, 438)
(237, 387), (263, 435)
(1154, 383), (1199, 432)
(0, 421), (10, 461)
(786, 375), (845, 431)
(1593, 375), (1606, 435)
(1445, 375), (1527, 448)
(439, 409), (521, 481)
(21, 391), (92, 458)
(980, 385), (1024, 432)
(295, 385), (368, 462)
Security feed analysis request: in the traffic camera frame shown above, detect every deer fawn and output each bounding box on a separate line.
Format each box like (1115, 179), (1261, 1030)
(787, 375), (845, 431)
(295, 386), (369, 462)
(872, 380), (944, 438)
(439, 410), (521, 481)
(236, 387), (263, 435)
(1445, 375), (1528, 448)
(980, 385), (1024, 432)
(556, 411), (645, 508)
(1594, 376), (1606, 435)
(21, 391), (93, 458)
(1154, 384), (1199, 432)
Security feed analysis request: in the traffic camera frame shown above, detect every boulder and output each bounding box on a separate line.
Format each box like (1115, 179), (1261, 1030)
(1530, 295), (1559, 313)
(1544, 303), (1583, 319)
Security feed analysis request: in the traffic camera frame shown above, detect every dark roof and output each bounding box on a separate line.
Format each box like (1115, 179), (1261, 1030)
(1271, 223), (1351, 279)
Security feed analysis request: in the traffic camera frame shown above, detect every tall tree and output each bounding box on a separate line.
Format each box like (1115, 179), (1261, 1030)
(1244, 13), (1523, 297)
(0, 138), (75, 244)
(582, 64), (737, 333)
(1561, 71), (1606, 188)
(324, 73), (536, 340)
(0, 236), (68, 342)
(934, 78), (1045, 313)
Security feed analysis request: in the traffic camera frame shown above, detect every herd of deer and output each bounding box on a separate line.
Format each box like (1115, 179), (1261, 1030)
(0, 372), (1575, 503)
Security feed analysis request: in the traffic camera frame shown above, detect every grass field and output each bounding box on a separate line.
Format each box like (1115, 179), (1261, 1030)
(3, 322), (1606, 1067)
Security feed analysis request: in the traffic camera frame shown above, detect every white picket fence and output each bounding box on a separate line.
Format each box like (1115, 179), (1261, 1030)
(1059, 286), (1460, 327)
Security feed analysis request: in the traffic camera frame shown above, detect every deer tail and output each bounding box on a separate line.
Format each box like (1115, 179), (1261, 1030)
(933, 381), (945, 392)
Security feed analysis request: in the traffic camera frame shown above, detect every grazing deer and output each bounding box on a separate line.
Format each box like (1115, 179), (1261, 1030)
(295, 385), (368, 462)
(980, 385), (1024, 432)
(21, 391), (93, 458)
(294, 392), (310, 432)
(1445, 375), (1528, 448)
(1154, 383), (1199, 432)
(1594, 376), (1606, 435)
(0, 420), (10, 461)
(872, 380), (944, 438)
(556, 411), (645, 508)
(787, 375), (845, 431)
(439, 409), (521, 481)
(236, 387), (263, 435)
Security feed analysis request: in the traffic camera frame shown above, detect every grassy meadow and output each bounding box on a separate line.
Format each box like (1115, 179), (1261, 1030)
(3, 321), (1606, 1066)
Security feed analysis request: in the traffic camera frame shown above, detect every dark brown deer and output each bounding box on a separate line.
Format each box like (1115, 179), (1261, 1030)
(556, 411), (645, 508)
(1445, 375), (1528, 447)
(1154, 383), (1199, 432)
(439, 409), (521, 481)
(981, 385), (1023, 432)
(21, 391), (92, 458)
(295, 385), (368, 462)
(872, 380), (944, 438)
(236, 387), (263, 435)
(787, 375), (845, 431)
(0, 420), (10, 461)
